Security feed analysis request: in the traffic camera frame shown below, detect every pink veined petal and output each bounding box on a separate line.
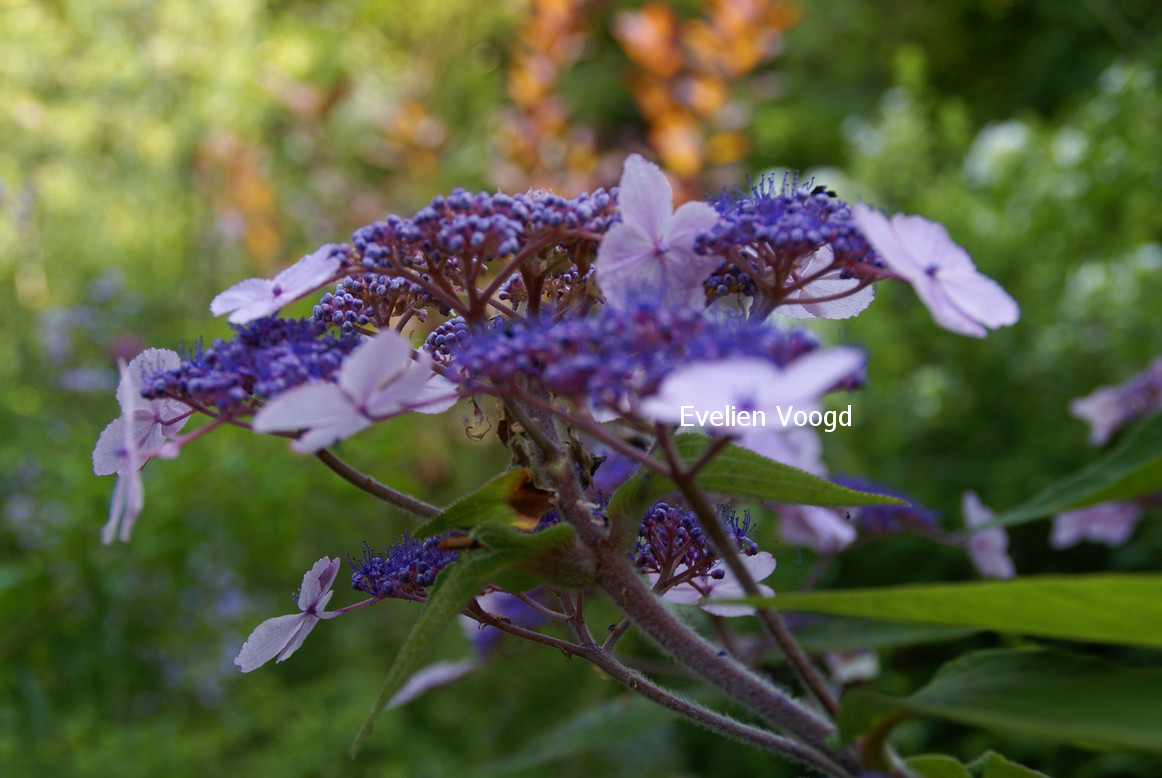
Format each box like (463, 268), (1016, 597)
(639, 358), (780, 426)
(410, 374), (460, 415)
(289, 415), (372, 454)
(234, 613), (309, 673)
(252, 383), (356, 433)
(891, 214), (976, 275)
(1050, 502), (1143, 549)
(273, 245), (342, 295)
(737, 550), (777, 582)
(388, 659), (480, 709)
(778, 505), (856, 553)
(210, 278), (274, 318)
(617, 154), (673, 239)
(93, 417), (128, 476)
(939, 266), (1020, 329)
(339, 329), (415, 404)
(765, 347), (864, 406)
(156, 397), (193, 439)
(274, 614), (320, 664)
(700, 582), (773, 618)
(664, 200), (720, 251)
(740, 427), (825, 475)
(660, 245), (722, 291)
(595, 224), (661, 311)
(852, 204), (924, 279)
(117, 468), (145, 543)
(101, 469), (144, 545)
(226, 298), (285, 325)
(961, 490), (994, 529)
(967, 529), (1015, 579)
(1069, 387), (1124, 446)
(363, 357), (438, 418)
(659, 582), (705, 606)
(909, 273), (987, 337)
(297, 556), (341, 611)
(126, 348), (181, 390)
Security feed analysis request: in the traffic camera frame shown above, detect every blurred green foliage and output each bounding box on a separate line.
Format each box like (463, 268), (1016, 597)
(1, 0), (1160, 775)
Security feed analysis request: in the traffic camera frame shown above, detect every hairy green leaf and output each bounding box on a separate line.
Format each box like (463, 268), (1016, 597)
(990, 413), (1162, 527)
(839, 649), (1162, 753)
(734, 574), (1162, 648)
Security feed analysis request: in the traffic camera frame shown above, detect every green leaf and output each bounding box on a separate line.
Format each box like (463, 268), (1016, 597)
(839, 649), (1162, 753)
(905, 755), (973, 778)
(793, 617), (975, 653)
(474, 695), (671, 776)
(674, 434), (907, 507)
(349, 549), (516, 757)
(990, 412), (1162, 528)
(967, 751), (1050, 778)
(607, 434), (905, 540)
(733, 574), (1162, 648)
(415, 468), (552, 538)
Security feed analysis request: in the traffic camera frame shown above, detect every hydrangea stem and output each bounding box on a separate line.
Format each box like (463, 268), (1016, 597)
(315, 449), (441, 519)
(475, 598), (852, 775)
(590, 544), (835, 746)
(656, 428), (841, 719)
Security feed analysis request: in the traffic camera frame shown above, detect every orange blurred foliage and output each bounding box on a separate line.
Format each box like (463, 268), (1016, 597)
(614, 0), (797, 199)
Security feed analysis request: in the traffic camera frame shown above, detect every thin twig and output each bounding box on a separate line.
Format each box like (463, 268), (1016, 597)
(657, 427), (840, 720)
(315, 449), (441, 519)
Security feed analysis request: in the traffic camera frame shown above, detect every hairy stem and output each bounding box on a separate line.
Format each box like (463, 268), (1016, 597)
(657, 430), (841, 719)
(315, 450), (441, 519)
(592, 544), (834, 745)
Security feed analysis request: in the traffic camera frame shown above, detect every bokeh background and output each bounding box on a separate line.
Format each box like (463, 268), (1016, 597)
(2, 1), (1160, 775)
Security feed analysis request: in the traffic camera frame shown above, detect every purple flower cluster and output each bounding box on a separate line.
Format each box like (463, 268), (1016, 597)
(349, 534), (460, 600)
(350, 188), (618, 277)
(432, 302), (821, 410)
(695, 176), (880, 281)
(311, 274), (437, 331)
(633, 503), (759, 588)
(141, 318), (361, 413)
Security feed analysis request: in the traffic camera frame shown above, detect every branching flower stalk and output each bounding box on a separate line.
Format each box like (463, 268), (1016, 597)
(92, 153), (1020, 775)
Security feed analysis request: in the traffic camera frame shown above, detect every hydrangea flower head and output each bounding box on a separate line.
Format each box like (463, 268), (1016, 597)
(253, 328), (458, 453)
(595, 154), (721, 311)
(853, 205), (1018, 338)
(211, 244), (346, 324)
(234, 556), (341, 673)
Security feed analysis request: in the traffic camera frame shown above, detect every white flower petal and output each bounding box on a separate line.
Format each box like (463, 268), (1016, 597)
(297, 556), (341, 611)
(618, 154), (673, 238)
(338, 329), (415, 405)
(234, 613), (309, 673)
(388, 659), (480, 709)
(252, 383), (356, 433)
(210, 278), (274, 318)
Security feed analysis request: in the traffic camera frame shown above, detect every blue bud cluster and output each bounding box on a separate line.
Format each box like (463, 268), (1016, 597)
(141, 317), (361, 413)
(350, 188), (618, 279)
(696, 176), (879, 272)
(632, 503), (760, 589)
(311, 273), (439, 331)
(704, 258), (757, 302)
(435, 302), (822, 411)
(349, 533), (460, 600)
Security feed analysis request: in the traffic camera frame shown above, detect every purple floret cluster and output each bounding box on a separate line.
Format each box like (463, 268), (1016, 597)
(430, 302), (823, 410)
(350, 188), (619, 274)
(141, 317), (361, 413)
(633, 503), (759, 593)
(696, 176), (880, 273)
(349, 533), (461, 600)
